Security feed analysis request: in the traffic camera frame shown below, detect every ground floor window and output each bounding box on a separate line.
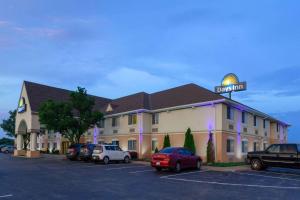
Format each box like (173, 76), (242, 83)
(242, 140), (248, 153)
(98, 141), (105, 145)
(128, 140), (137, 151)
(151, 139), (158, 152)
(112, 140), (119, 146)
(263, 143), (268, 150)
(226, 139), (234, 153)
(253, 142), (257, 151)
(53, 142), (57, 150)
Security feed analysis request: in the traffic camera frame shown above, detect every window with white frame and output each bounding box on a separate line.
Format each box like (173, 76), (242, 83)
(242, 140), (248, 153)
(226, 138), (234, 153)
(242, 112), (247, 124)
(112, 117), (118, 127)
(128, 140), (137, 151)
(253, 115), (257, 127)
(227, 106), (234, 120)
(263, 142), (268, 150)
(152, 113), (159, 125)
(99, 119), (105, 128)
(151, 139), (158, 152)
(128, 114), (137, 125)
(253, 142), (258, 151)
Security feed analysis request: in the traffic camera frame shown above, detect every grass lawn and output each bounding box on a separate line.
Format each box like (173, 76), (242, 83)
(207, 162), (247, 167)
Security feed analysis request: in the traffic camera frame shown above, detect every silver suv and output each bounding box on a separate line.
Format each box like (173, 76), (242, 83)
(92, 144), (131, 164)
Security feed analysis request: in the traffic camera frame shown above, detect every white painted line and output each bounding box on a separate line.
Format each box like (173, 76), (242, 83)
(129, 169), (154, 174)
(0, 194), (13, 198)
(106, 166), (147, 171)
(163, 177), (300, 189)
(160, 170), (210, 178)
(261, 170), (300, 178)
(234, 171), (300, 182)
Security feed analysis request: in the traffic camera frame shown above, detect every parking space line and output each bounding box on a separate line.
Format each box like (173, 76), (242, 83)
(160, 170), (210, 178)
(129, 169), (154, 174)
(105, 166), (148, 171)
(261, 170), (300, 178)
(163, 177), (300, 189)
(0, 194), (13, 198)
(234, 171), (300, 182)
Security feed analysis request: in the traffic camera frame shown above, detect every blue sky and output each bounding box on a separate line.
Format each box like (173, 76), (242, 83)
(0, 0), (299, 141)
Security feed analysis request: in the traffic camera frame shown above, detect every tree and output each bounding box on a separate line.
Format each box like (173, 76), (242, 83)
(154, 147), (159, 153)
(206, 132), (215, 163)
(38, 87), (103, 144)
(0, 137), (14, 145)
(0, 110), (17, 138)
(163, 134), (171, 148)
(184, 128), (196, 154)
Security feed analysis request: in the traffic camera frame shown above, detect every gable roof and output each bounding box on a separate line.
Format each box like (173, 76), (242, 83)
(24, 81), (112, 112)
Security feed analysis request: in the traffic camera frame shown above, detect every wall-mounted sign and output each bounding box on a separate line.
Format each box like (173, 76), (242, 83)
(18, 97), (26, 113)
(215, 73), (246, 98)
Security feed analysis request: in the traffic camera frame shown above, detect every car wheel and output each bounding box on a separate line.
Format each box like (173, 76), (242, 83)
(251, 159), (263, 170)
(156, 167), (162, 171)
(124, 156), (130, 164)
(196, 160), (202, 170)
(103, 156), (109, 165)
(175, 162), (181, 173)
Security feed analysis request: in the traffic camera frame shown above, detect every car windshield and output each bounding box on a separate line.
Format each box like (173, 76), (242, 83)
(94, 146), (103, 151)
(159, 147), (175, 154)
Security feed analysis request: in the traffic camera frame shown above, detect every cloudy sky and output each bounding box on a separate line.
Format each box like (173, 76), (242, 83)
(0, 0), (299, 141)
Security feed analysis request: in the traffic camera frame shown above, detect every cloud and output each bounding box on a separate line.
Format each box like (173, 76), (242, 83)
(0, 20), (10, 26)
(13, 27), (66, 39)
(91, 67), (175, 98)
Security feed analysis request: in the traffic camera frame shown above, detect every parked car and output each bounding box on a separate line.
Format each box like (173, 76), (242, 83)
(79, 144), (96, 161)
(1, 145), (15, 154)
(0, 144), (7, 152)
(92, 144), (131, 164)
(66, 144), (83, 160)
(151, 147), (202, 173)
(247, 143), (300, 170)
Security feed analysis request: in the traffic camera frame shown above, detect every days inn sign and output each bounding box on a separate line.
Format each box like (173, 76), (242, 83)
(215, 73), (246, 98)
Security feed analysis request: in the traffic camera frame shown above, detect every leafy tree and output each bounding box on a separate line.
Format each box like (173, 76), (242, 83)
(206, 132), (215, 163)
(38, 87), (103, 144)
(0, 110), (17, 138)
(163, 134), (171, 148)
(184, 128), (196, 154)
(0, 137), (14, 145)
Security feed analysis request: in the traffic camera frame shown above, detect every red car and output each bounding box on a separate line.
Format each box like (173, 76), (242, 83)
(151, 147), (202, 172)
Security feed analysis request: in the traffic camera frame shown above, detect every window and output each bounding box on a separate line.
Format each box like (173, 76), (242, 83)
(128, 140), (137, 151)
(112, 140), (119, 146)
(152, 113), (159, 124)
(227, 106), (233, 120)
(267, 144), (280, 153)
(253, 142), (257, 151)
(242, 112), (246, 123)
(42, 143), (44, 148)
(151, 140), (158, 152)
(105, 146), (113, 151)
(99, 119), (105, 128)
(280, 144), (297, 153)
(226, 139), (234, 153)
(263, 143), (268, 150)
(263, 119), (266, 129)
(112, 117), (118, 127)
(87, 132), (91, 136)
(277, 123), (279, 132)
(253, 116), (257, 126)
(53, 142), (57, 149)
(128, 114), (137, 125)
(37, 143), (40, 149)
(242, 141), (248, 153)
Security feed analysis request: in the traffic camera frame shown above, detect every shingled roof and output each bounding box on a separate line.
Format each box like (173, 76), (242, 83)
(24, 81), (112, 112)
(23, 81), (225, 114)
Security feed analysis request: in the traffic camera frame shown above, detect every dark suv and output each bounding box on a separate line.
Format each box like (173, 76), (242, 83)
(79, 144), (96, 161)
(247, 143), (300, 170)
(66, 144), (83, 160)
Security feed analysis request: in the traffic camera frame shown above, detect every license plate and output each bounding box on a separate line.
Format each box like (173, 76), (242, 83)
(156, 162), (160, 166)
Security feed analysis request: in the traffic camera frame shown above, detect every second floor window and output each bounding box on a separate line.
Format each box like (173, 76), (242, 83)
(112, 117), (118, 127)
(253, 115), (257, 127)
(128, 114), (137, 125)
(277, 123), (279, 132)
(152, 113), (159, 124)
(242, 112), (246, 123)
(227, 106), (233, 120)
(263, 119), (266, 129)
(99, 119), (105, 128)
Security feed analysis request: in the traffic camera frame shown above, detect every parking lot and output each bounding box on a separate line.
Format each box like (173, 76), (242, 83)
(1, 154), (300, 200)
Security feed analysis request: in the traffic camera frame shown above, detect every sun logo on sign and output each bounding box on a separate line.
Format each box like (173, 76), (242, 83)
(221, 73), (239, 86)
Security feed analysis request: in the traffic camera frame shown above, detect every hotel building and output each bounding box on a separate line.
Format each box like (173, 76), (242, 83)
(14, 81), (289, 162)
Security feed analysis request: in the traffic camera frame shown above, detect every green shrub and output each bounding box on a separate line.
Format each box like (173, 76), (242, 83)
(163, 134), (171, 148)
(154, 147), (159, 153)
(184, 128), (196, 154)
(206, 132), (215, 163)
